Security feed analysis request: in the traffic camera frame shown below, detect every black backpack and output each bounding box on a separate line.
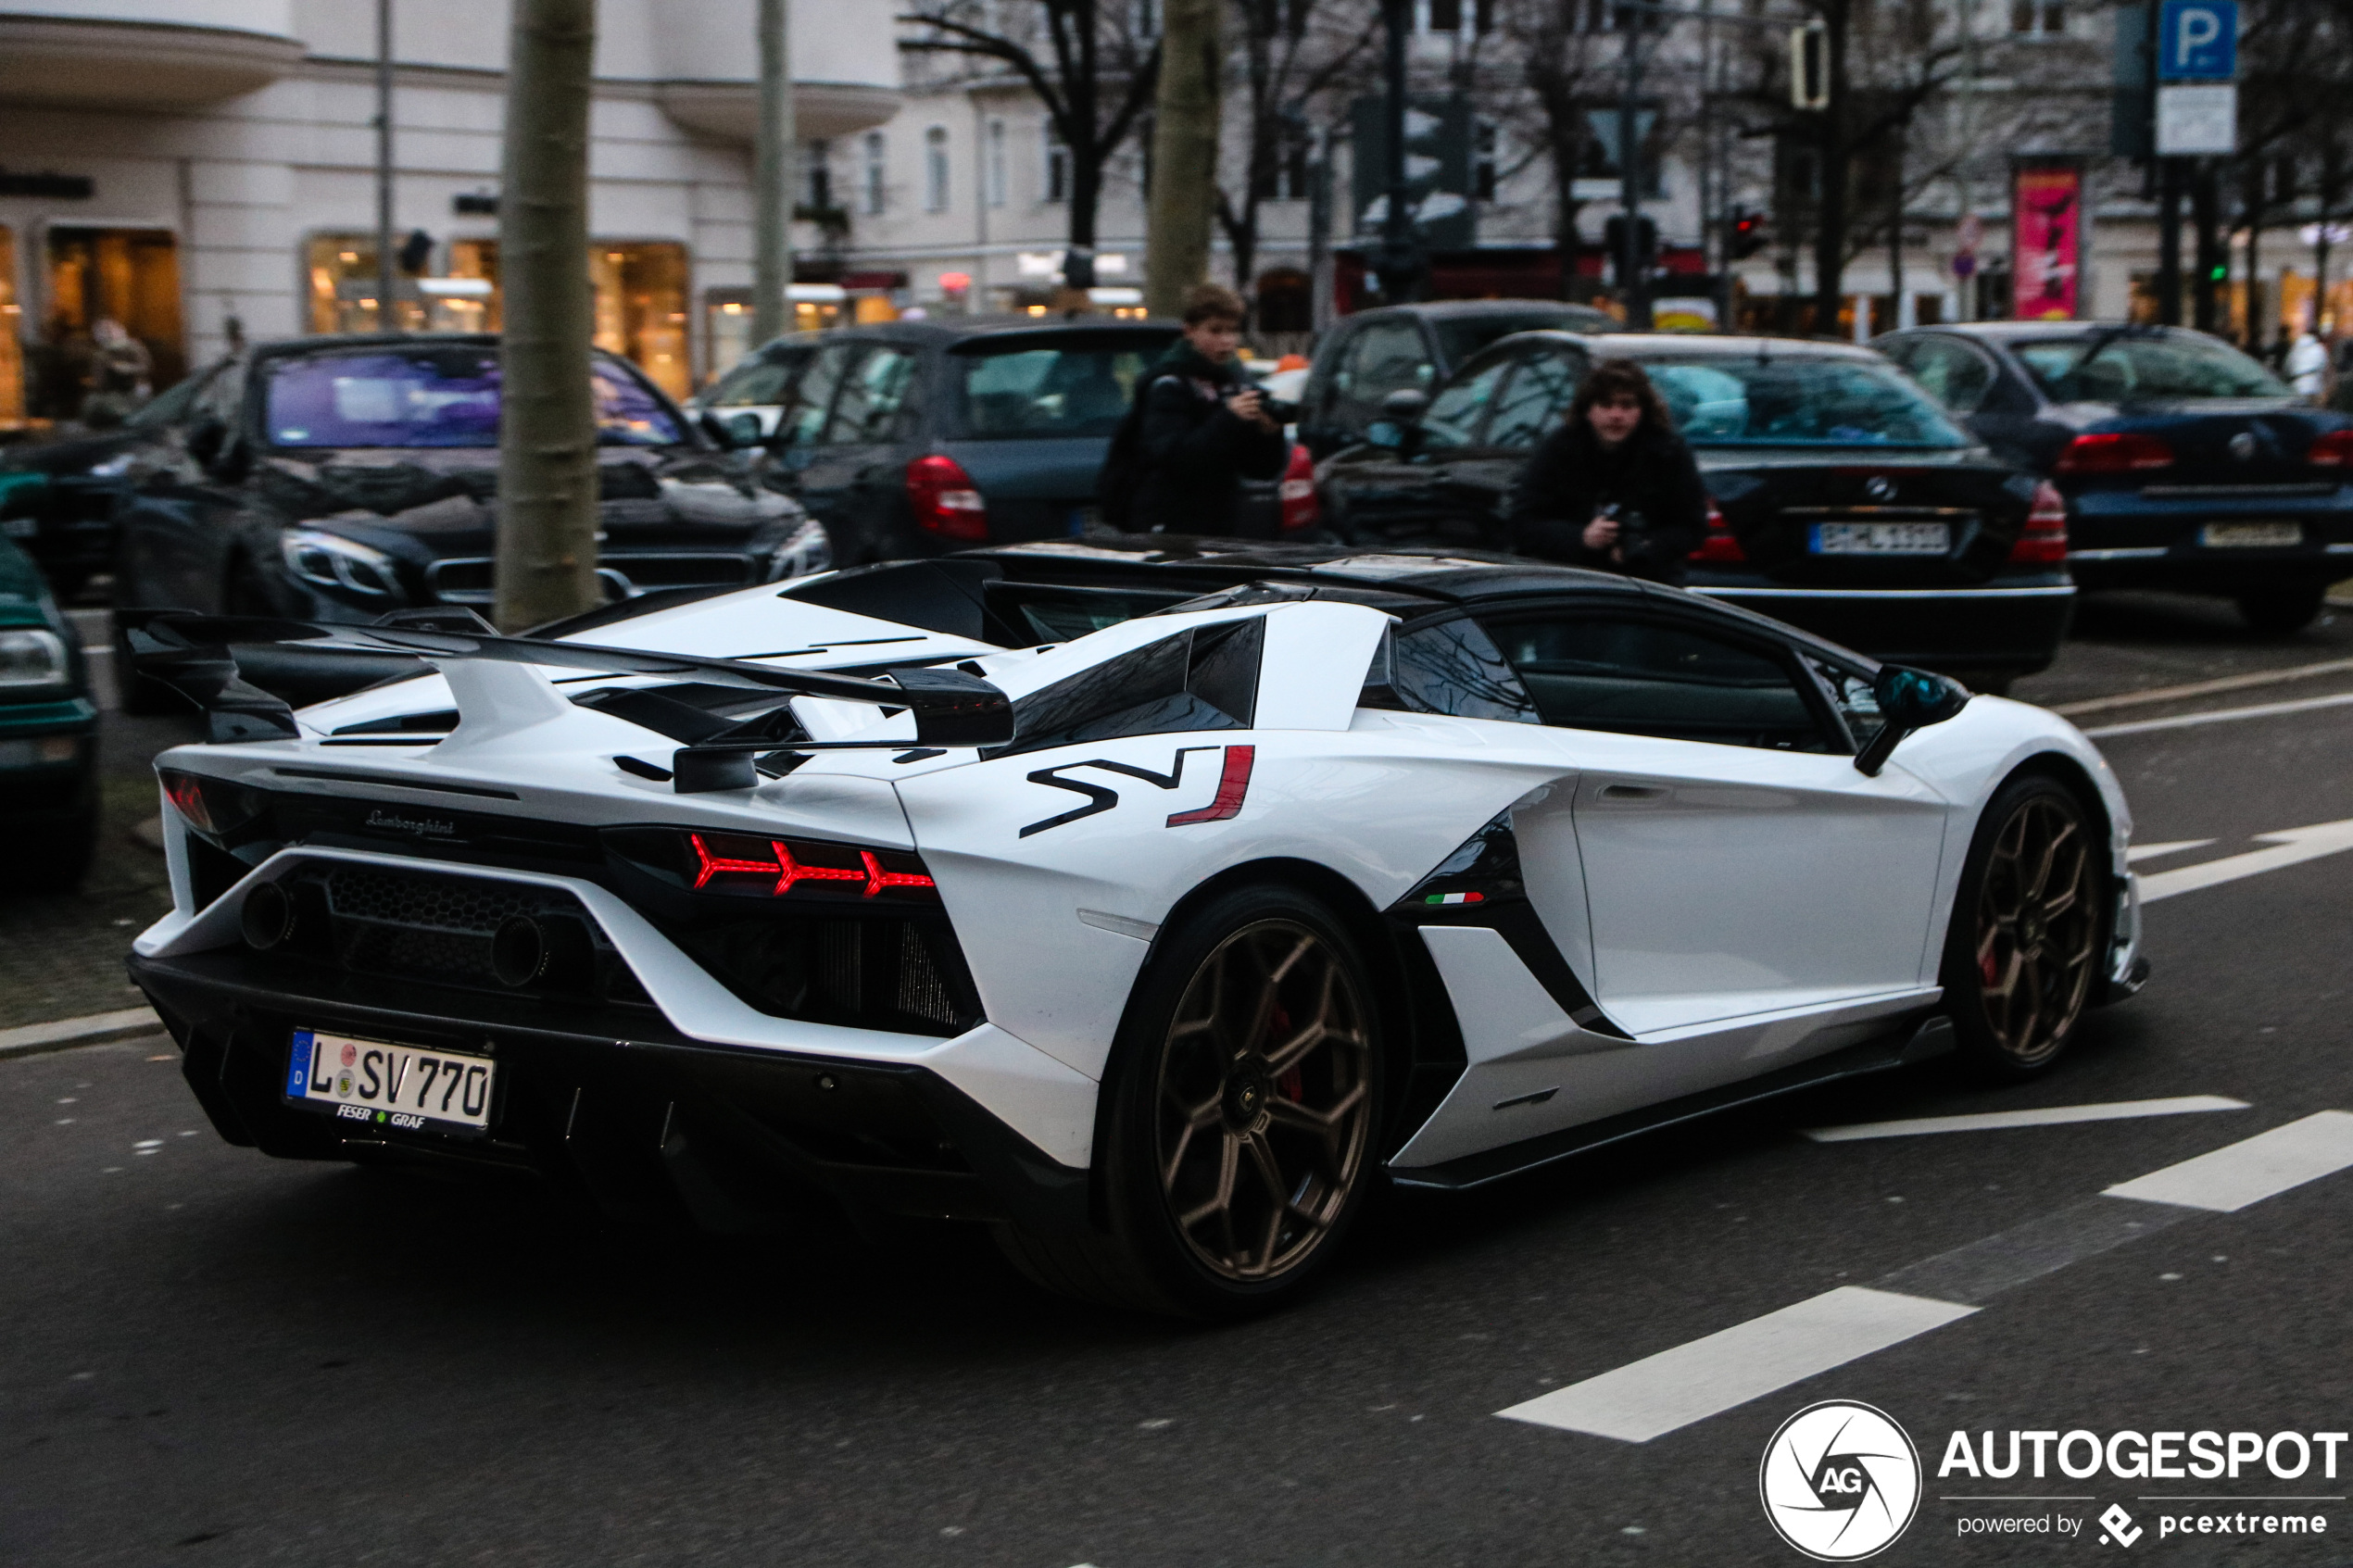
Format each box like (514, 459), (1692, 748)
(1095, 372), (1175, 532)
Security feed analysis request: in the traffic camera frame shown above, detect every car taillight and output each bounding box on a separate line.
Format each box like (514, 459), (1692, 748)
(1687, 497), (1746, 563)
(2009, 481), (2070, 564)
(161, 770), (213, 832)
(2307, 429), (2353, 468)
(686, 830), (938, 902)
(2054, 432), (2174, 474)
(157, 770), (260, 836)
(1278, 444), (1318, 531)
(905, 455), (988, 540)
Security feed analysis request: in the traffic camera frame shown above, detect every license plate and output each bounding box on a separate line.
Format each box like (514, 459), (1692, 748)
(1811, 521), (1950, 555)
(2200, 521), (2302, 547)
(286, 1028), (497, 1133)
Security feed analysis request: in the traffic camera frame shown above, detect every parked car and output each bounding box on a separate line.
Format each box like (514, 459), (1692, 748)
(107, 333), (828, 710)
(0, 528), (99, 891)
(739, 318), (1314, 563)
(1294, 299), (1614, 458)
(1318, 332), (2075, 690)
(683, 333), (825, 441)
(1875, 322), (2353, 633)
(0, 361), (230, 600)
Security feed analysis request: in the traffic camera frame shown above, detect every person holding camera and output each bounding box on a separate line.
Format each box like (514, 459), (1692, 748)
(1505, 358), (1707, 584)
(1123, 283), (1290, 535)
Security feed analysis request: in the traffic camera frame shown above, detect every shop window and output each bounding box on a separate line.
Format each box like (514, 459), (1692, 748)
(0, 227), (22, 426)
(307, 233), (500, 335)
(34, 227), (183, 422)
(593, 243), (692, 402)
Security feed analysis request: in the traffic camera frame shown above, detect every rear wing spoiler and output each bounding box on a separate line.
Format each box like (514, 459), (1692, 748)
(125, 611), (1014, 753)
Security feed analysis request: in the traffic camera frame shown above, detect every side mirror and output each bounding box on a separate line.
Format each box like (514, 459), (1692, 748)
(700, 410), (764, 449)
(1379, 387), (1430, 422)
(185, 417), (225, 468)
(1365, 388), (1429, 456)
(1854, 665), (1970, 775)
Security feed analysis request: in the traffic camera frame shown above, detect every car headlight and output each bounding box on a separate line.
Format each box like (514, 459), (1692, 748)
(281, 528), (401, 598)
(764, 515), (834, 582)
(0, 628), (69, 691)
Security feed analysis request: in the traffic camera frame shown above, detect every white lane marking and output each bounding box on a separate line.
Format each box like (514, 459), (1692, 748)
(1495, 1287), (1975, 1443)
(2104, 1110), (2353, 1212)
(2082, 690), (2353, 738)
(2052, 656), (2353, 718)
(1804, 1095), (2249, 1143)
(2137, 819), (2353, 902)
(2125, 839), (2215, 864)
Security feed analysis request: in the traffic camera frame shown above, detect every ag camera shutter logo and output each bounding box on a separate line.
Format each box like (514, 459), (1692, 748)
(1760, 1400), (1923, 1561)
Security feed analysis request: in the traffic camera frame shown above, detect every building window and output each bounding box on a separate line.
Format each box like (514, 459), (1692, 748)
(2010, 0), (2065, 32)
(0, 227), (20, 426)
(1044, 124), (1070, 203)
(1475, 120), (1499, 201)
(1257, 125), (1312, 202)
(590, 243), (692, 402)
(1134, 0), (1157, 36)
(925, 126), (951, 212)
(1572, 0), (1661, 31)
(986, 119), (1008, 207)
(806, 139), (833, 210)
(306, 233), (499, 338)
(862, 132), (887, 216)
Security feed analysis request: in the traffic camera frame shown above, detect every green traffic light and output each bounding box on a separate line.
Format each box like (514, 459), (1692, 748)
(2208, 266), (2227, 281)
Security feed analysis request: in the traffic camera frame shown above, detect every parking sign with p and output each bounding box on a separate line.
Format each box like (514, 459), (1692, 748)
(2158, 0), (2237, 79)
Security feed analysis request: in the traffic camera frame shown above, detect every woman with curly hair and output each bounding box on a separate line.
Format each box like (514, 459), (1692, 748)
(1504, 357), (1707, 583)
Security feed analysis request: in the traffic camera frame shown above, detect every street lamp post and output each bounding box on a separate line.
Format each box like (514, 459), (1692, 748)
(376, 0), (396, 333)
(1378, 0), (1424, 304)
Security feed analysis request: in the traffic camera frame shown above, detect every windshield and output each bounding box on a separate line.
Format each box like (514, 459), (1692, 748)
(1431, 310), (1604, 368)
(704, 352), (799, 408)
(954, 338), (1172, 438)
(262, 349), (685, 448)
(1638, 355), (1969, 446)
(2014, 332), (2291, 402)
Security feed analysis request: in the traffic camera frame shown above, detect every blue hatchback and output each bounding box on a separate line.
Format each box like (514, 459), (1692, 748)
(1877, 322), (2353, 633)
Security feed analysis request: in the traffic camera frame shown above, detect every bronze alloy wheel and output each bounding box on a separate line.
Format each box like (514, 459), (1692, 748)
(1153, 918), (1374, 1283)
(1969, 792), (2099, 1067)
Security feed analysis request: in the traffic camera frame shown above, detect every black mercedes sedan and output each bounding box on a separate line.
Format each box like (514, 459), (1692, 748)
(108, 333), (828, 708)
(1317, 332), (2074, 689)
(1875, 322), (2353, 633)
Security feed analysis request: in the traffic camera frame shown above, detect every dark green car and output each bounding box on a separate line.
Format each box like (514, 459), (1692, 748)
(0, 477), (99, 891)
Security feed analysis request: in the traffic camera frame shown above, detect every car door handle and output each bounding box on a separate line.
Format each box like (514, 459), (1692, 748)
(1599, 784), (1668, 802)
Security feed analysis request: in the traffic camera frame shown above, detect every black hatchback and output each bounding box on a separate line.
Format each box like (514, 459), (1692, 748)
(1876, 322), (2353, 633)
(1318, 332), (2075, 688)
(736, 318), (1310, 563)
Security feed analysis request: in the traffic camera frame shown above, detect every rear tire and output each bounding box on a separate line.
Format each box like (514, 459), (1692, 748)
(1942, 774), (2106, 1079)
(2235, 582), (2326, 636)
(994, 884), (1384, 1318)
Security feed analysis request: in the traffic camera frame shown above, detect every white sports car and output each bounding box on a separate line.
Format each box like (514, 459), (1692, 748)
(128, 545), (2145, 1317)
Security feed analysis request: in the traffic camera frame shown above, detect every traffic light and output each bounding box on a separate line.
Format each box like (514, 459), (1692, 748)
(1603, 213), (1659, 287)
(1350, 93), (1476, 251)
(2208, 262), (2229, 282)
(1729, 208), (1768, 259)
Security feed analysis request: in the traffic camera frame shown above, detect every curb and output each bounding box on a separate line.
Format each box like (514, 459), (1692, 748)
(0, 1007), (166, 1061)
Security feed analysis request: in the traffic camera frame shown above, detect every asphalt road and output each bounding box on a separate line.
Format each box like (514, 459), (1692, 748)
(7, 595), (2353, 1567)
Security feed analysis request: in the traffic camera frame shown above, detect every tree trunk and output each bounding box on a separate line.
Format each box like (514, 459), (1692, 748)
(752, 0), (796, 345)
(1145, 0), (1221, 318)
(1810, 0), (1851, 336)
(494, 0), (600, 633)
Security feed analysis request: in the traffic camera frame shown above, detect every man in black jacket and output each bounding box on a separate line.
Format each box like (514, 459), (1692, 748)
(1504, 358), (1708, 584)
(1129, 284), (1290, 534)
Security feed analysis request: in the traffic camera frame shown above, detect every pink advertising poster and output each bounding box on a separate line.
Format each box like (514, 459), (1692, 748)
(2012, 164), (2082, 320)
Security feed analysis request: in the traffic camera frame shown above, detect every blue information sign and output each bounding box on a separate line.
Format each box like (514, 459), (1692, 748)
(2158, 0), (2237, 80)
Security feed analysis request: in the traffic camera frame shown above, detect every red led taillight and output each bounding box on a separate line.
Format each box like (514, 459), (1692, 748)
(2009, 481), (2070, 564)
(905, 454), (988, 540)
(1687, 496), (1746, 563)
(161, 771), (214, 832)
(2307, 429), (2353, 468)
(688, 831), (937, 900)
(1278, 444), (1319, 531)
(2055, 432), (2174, 474)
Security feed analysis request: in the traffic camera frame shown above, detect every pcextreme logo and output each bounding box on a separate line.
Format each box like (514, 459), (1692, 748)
(1761, 1400), (1925, 1561)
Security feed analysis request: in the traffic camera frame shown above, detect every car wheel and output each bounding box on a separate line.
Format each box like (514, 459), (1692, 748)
(1943, 775), (2106, 1078)
(2235, 582), (2326, 636)
(995, 884), (1384, 1318)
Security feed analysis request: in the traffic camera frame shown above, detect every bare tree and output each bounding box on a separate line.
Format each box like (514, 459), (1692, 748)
(1211, 0), (1376, 309)
(495, 0), (600, 632)
(1498, 0), (1610, 300)
(900, 1), (1162, 288)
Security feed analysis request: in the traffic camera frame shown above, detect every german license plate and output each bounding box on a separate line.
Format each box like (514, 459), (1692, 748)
(2200, 521), (2302, 547)
(1811, 521), (1950, 555)
(286, 1028), (496, 1133)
